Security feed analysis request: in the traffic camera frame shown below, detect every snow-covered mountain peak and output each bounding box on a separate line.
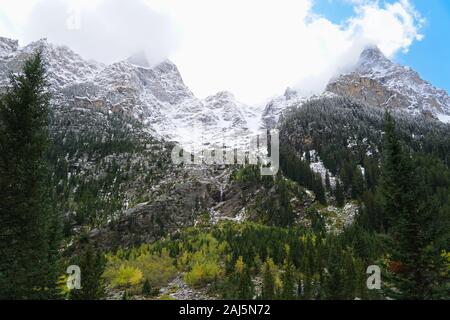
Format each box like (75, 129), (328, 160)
(205, 90), (236, 101)
(326, 46), (450, 122)
(1, 35), (449, 155)
(127, 51), (151, 68)
(358, 46), (388, 64)
(18, 39), (103, 89)
(354, 45), (412, 80)
(0, 37), (19, 57)
(283, 87), (300, 100)
(203, 91), (242, 110)
(260, 88), (306, 129)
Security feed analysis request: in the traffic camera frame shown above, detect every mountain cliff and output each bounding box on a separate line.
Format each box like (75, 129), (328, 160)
(326, 46), (450, 122)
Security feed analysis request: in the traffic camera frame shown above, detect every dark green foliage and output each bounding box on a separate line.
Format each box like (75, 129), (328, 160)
(279, 146), (327, 205)
(223, 256), (254, 300)
(142, 279), (158, 297)
(351, 166), (365, 199)
(278, 97), (450, 299)
(280, 256), (296, 300)
(69, 243), (106, 300)
(149, 221), (384, 300)
(377, 112), (416, 231)
(334, 180), (345, 208)
(379, 113), (450, 299)
(260, 258), (277, 300)
(260, 177), (295, 227)
(233, 166), (296, 227)
(0, 51), (62, 299)
(48, 107), (176, 231)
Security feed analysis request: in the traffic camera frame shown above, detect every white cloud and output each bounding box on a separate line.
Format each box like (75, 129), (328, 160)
(0, 0), (423, 104)
(150, 0), (423, 103)
(21, 0), (179, 65)
(347, 0), (424, 56)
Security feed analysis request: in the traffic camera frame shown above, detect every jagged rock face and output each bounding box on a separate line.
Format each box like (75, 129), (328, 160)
(93, 171), (220, 249)
(261, 89), (340, 129)
(0, 37), (257, 150)
(1, 37), (450, 249)
(326, 46), (450, 121)
(0, 37), (261, 248)
(0, 37), (18, 57)
(261, 88), (306, 129)
(0, 38), (102, 90)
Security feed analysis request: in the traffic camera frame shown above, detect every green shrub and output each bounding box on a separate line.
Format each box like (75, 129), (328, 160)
(184, 261), (222, 287)
(103, 264), (142, 290)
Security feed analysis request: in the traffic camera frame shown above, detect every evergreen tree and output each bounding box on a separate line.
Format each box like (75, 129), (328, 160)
(69, 244), (106, 300)
(351, 166), (365, 199)
(313, 174), (327, 205)
(276, 178), (294, 227)
(280, 258), (296, 300)
(378, 112), (415, 231)
(260, 258), (277, 299)
(379, 112), (449, 299)
(229, 256), (254, 299)
(334, 180), (345, 208)
(0, 51), (61, 299)
(142, 279), (154, 297)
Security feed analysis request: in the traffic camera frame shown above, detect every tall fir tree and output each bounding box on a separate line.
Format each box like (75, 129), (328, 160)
(229, 256), (254, 300)
(379, 112), (449, 299)
(280, 256), (296, 300)
(351, 166), (365, 199)
(260, 258), (277, 300)
(334, 180), (345, 208)
(69, 243), (106, 300)
(378, 112), (416, 231)
(0, 51), (61, 299)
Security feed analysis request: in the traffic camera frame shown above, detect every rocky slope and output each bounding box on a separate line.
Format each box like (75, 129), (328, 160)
(0, 36), (258, 151)
(2, 36), (449, 148)
(1, 36), (450, 249)
(326, 46), (450, 122)
(0, 36), (240, 247)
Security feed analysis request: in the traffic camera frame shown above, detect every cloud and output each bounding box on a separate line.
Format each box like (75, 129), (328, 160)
(3, 0), (423, 104)
(153, 0), (423, 103)
(291, 0), (424, 97)
(347, 0), (424, 56)
(23, 0), (179, 65)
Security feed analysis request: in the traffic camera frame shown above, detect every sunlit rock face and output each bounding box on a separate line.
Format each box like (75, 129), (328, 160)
(326, 46), (450, 121)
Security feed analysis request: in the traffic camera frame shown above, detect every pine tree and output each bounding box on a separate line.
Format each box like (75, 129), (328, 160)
(69, 244), (106, 300)
(334, 180), (345, 208)
(0, 51), (61, 299)
(379, 112), (449, 299)
(142, 279), (153, 297)
(313, 174), (327, 205)
(280, 259), (296, 300)
(351, 166), (365, 199)
(231, 256), (254, 299)
(378, 112), (415, 231)
(261, 258), (277, 299)
(276, 178), (294, 227)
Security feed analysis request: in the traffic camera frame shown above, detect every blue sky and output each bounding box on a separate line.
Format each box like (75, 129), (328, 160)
(314, 0), (450, 94)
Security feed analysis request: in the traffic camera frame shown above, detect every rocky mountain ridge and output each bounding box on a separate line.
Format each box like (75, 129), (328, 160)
(1, 36), (449, 152)
(326, 46), (450, 122)
(0, 37), (257, 152)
